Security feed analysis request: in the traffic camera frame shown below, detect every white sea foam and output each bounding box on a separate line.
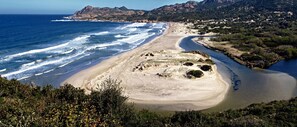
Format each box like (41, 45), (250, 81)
(3, 60), (62, 78)
(17, 76), (30, 80)
(3, 47), (96, 79)
(115, 35), (126, 38)
(72, 35), (90, 42)
(2, 34), (91, 62)
(152, 23), (166, 29)
(110, 32), (153, 54)
(35, 72), (43, 76)
(59, 61), (73, 68)
(86, 43), (118, 51)
(47, 55), (53, 58)
(5, 40), (111, 79)
(0, 68), (6, 73)
(3, 51), (86, 78)
(58, 55), (88, 68)
(129, 39), (146, 49)
(118, 23), (147, 30)
(127, 28), (138, 32)
(126, 23), (147, 28)
(1, 22), (165, 80)
(44, 69), (55, 74)
(8, 42), (69, 58)
(62, 49), (75, 55)
(86, 46), (107, 51)
(21, 61), (36, 69)
(36, 59), (43, 63)
(118, 32), (154, 44)
(51, 19), (75, 22)
(92, 31), (109, 36)
(110, 48), (129, 52)
(83, 32), (154, 53)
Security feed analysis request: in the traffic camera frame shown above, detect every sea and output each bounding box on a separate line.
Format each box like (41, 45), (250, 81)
(0, 15), (166, 87)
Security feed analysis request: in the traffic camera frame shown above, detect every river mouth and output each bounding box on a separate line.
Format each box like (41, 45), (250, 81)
(180, 36), (297, 112)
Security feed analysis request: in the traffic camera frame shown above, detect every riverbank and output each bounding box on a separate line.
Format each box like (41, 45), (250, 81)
(63, 22), (230, 111)
(193, 35), (284, 69)
(193, 37), (248, 67)
(181, 36), (297, 112)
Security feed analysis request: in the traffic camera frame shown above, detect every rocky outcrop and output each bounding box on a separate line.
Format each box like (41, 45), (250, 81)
(69, 5), (146, 21)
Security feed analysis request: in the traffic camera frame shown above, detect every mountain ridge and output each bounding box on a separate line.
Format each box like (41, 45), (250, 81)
(69, 0), (297, 21)
(70, 5), (146, 21)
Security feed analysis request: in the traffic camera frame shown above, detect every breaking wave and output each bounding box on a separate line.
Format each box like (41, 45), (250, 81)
(1, 22), (167, 81)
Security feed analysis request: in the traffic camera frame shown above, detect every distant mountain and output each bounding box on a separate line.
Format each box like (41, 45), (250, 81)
(201, 0), (240, 5)
(69, 0), (297, 21)
(150, 0), (240, 14)
(150, 1), (199, 14)
(69, 5), (146, 21)
(199, 0), (241, 9)
(230, 0), (296, 12)
(209, 0), (297, 19)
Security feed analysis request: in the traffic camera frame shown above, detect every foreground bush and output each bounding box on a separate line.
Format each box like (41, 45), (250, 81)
(0, 78), (137, 126)
(0, 77), (297, 126)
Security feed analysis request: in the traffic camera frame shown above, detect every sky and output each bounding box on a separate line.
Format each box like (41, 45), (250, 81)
(0, 0), (201, 14)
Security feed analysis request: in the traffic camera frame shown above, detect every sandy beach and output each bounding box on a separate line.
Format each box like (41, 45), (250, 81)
(63, 22), (230, 111)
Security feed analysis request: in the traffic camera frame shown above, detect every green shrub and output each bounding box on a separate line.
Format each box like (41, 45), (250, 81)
(200, 65), (212, 71)
(186, 70), (204, 78)
(183, 62), (194, 66)
(241, 53), (263, 61)
(205, 59), (215, 65)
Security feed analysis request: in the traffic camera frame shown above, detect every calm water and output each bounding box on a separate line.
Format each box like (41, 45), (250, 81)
(269, 59), (297, 78)
(180, 36), (297, 111)
(0, 15), (166, 86)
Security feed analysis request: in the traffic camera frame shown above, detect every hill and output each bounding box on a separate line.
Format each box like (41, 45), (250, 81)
(69, 0), (297, 22)
(205, 0), (297, 19)
(68, 0), (242, 21)
(69, 5), (146, 21)
(193, 0), (297, 68)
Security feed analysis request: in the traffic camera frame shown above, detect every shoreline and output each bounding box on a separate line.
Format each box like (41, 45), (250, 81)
(193, 37), (248, 67)
(61, 22), (172, 89)
(63, 22), (230, 111)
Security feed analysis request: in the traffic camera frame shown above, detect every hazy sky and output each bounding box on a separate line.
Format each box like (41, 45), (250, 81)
(0, 0), (201, 14)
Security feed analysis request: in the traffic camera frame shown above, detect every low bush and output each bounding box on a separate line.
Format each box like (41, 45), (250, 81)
(205, 59), (215, 65)
(186, 70), (204, 78)
(201, 65), (212, 71)
(183, 62), (194, 66)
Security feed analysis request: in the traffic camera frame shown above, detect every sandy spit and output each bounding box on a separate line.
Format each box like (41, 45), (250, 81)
(62, 22), (230, 111)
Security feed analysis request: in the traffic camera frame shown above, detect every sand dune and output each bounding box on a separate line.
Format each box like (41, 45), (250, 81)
(63, 23), (230, 111)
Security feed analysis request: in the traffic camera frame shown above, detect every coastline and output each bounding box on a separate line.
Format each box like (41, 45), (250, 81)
(63, 22), (230, 111)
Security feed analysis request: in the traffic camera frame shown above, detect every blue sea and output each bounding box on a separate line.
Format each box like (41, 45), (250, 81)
(0, 15), (166, 86)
